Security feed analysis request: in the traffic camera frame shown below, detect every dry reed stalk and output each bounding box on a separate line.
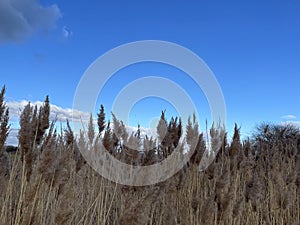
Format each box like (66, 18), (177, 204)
(0, 151), (10, 178)
(54, 182), (74, 225)
(13, 160), (28, 225)
(232, 197), (244, 219)
(0, 147), (22, 223)
(119, 186), (164, 225)
(201, 195), (217, 224)
(215, 167), (230, 194)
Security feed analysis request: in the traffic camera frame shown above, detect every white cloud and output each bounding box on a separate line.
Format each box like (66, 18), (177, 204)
(281, 121), (300, 128)
(6, 128), (19, 146)
(5, 100), (91, 146)
(281, 114), (297, 120)
(6, 100), (90, 124)
(4, 101), (159, 146)
(280, 115), (300, 128)
(0, 0), (62, 44)
(62, 26), (73, 39)
(125, 125), (157, 140)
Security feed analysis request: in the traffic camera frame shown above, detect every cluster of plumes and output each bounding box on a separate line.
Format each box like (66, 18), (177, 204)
(17, 96), (51, 181)
(0, 88), (299, 225)
(95, 109), (184, 167)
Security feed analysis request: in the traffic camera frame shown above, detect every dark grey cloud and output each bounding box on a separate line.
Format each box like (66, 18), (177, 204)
(0, 0), (61, 44)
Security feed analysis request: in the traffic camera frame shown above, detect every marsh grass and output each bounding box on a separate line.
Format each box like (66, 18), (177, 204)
(0, 91), (299, 225)
(0, 134), (298, 225)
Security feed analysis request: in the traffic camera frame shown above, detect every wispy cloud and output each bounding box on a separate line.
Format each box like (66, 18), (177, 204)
(281, 120), (300, 128)
(6, 100), (90, 124)
(62, 26), (73, 39)
(33, 52), (47, 64)
(280, 115), (300, 127)
(0, 0), (61, 44)
(281, 114), (297, 120)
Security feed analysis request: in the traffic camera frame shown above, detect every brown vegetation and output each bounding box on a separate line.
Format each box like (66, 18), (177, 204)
(0, 86), (299, 225)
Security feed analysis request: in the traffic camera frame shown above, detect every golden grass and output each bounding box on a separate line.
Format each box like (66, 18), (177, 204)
(0, 91), (299, 224)
(0, 136), (299, 225)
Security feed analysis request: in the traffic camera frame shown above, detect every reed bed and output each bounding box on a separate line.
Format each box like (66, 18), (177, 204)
(0, 87), (299, 225)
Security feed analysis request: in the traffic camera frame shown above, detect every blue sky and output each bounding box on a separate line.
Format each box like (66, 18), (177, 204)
(1, 0), (300, 141)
